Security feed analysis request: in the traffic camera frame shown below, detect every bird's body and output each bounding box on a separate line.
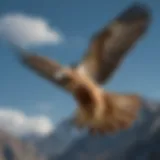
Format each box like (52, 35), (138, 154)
(72, 69), (141, 134)
(10, 3), (152, 135)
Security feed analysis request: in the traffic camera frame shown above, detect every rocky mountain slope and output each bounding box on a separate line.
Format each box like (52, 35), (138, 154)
(0, 130), (45, 160)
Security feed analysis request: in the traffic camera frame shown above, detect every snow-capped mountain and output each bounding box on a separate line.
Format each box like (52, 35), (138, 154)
(35, 117), (84, 159)
(0, 130), (45, 160)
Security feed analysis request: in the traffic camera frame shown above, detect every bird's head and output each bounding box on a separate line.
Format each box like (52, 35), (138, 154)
(53, 67), (96, 106)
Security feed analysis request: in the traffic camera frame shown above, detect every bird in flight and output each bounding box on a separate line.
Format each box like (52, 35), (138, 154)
(11, 3), (151, 135)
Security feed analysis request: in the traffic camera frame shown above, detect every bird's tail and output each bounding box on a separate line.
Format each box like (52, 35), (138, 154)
(102, 91), (142, 129)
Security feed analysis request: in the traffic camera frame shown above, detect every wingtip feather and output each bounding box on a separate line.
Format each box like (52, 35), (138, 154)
(9, 42), (32, 64)
(117, 2), (151, 22)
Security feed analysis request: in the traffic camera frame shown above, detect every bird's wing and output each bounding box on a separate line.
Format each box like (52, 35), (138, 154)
(11, 45), (73, 92)
(75, 3), (151, 84)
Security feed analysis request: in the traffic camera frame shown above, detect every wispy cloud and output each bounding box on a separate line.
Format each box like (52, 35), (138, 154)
(0, 108), (54, 137)
(0, 13), (63, 47)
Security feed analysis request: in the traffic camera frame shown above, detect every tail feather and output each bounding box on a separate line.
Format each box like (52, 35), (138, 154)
(103, 92), (142, 129)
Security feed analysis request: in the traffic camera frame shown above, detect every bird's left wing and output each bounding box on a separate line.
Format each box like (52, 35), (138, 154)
(11, 45), (73, 92)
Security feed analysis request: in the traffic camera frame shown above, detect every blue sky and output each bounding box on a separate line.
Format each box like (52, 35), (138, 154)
(0, 0), (160, 126)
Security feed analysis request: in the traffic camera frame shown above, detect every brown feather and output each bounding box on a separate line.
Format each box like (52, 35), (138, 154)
(76, 3), (151, 84)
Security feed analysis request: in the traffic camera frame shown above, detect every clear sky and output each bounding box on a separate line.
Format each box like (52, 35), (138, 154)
(0, 0), (160, 125)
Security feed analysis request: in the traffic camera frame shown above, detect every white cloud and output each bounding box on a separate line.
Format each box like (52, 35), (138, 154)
(0, 108), (54, 137)
(0, 13), (63, 46)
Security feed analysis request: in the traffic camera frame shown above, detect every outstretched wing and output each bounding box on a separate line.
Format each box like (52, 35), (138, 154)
(75, 3), (151, 84)
(11, 45), (73, 92)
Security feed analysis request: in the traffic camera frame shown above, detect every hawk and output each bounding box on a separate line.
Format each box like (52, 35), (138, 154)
(11, 3), (151, 135)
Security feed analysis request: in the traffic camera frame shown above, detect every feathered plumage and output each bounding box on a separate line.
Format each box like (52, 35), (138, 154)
(11, 3), (151, 135)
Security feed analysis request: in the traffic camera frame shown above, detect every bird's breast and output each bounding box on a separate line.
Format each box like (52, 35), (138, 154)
(74, 90), (106, 128)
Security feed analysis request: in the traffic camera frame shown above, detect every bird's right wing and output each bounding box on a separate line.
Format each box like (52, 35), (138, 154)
(75, 3), (151, 85)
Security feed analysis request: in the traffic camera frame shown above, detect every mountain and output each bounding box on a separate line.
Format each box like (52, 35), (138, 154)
(35, 118), (84, 159)
(0, 97), (156, 160)
(0, 130), (45, 160)
(41, 97), (160, 160)
(1, 100), (159, 160)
